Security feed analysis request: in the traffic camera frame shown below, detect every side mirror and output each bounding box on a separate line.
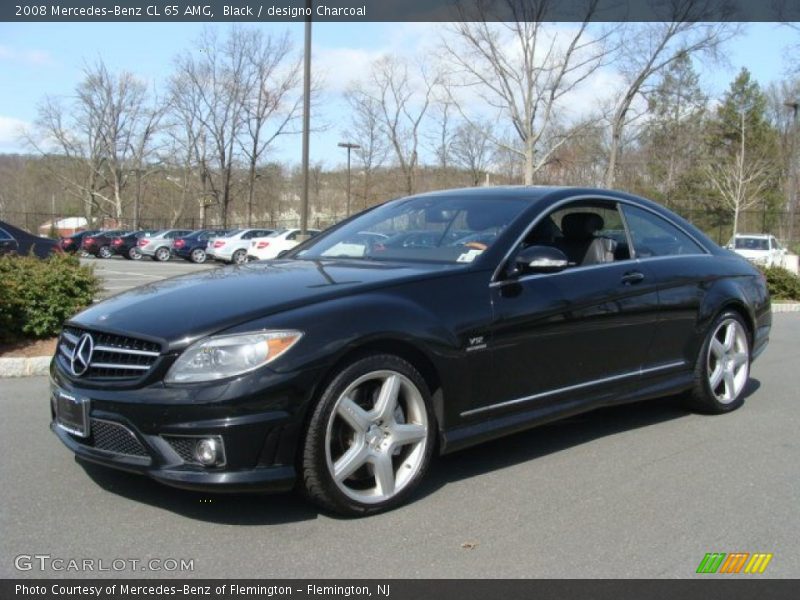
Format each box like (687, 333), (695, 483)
(514, 245), (569, 275)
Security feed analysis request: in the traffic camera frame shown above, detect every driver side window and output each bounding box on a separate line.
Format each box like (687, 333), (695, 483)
(523, 201), (630, 268)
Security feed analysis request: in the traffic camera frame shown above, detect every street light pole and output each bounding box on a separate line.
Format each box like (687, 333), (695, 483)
(785, 101), (798, 245)
(299, 1), (312, 238)
(338, 142), (360, 217)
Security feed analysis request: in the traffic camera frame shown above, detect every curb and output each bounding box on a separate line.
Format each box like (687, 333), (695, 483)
(0, 356), (53, 377)
(773, 303), (800, 313)
(0, 356), (51, 378)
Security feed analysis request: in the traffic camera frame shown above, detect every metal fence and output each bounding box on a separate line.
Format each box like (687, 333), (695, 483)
(675, 209), (800, 250)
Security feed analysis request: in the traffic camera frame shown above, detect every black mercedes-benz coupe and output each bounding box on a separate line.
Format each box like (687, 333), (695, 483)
(50, 187), (771, 515)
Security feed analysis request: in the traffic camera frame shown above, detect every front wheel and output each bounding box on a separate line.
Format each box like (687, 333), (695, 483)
(302, 355), (436, 516)
(686, 311), (751, 413)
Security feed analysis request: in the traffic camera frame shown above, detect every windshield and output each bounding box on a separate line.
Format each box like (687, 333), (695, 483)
(735, 238), (768, 250)
(296, 195), (528, 264)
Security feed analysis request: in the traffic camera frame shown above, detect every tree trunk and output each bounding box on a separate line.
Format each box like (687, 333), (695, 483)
(524, 140), (534, 185)
(606, 125), (621, 189)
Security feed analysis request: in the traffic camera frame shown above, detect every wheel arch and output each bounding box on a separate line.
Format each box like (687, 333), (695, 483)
(698, 279), (756, 345)
(294, 335), (447, 468)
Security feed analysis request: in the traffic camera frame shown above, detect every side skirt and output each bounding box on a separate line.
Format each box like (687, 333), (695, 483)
(439, 370), (694, 455)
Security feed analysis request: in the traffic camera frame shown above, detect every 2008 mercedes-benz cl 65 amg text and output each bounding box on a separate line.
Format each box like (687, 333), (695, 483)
(51, 187), (771, 515)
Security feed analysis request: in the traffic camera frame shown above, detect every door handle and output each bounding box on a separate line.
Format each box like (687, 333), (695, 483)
(621, 271), (645, 285)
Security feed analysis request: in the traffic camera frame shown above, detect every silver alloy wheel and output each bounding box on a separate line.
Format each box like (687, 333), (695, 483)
(155, 247), (170, 261)
(233, 249), (246, 264)
(129, 247), (141, 260)
(98, 246), (112, 258)
(191, 248), (206, 263)
(707, 318), (749, 404)
(325, 370), (429, 504)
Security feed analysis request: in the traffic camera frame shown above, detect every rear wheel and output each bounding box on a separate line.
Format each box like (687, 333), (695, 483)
(232, 249), (247, 265)
(302, 355), (436, 516)
(190, 248), (207, 264)
(686, 311), (750, 413)
(154, 247), (170, 262)
(128, 247), (142, 260)
(97, 245), (112, 259)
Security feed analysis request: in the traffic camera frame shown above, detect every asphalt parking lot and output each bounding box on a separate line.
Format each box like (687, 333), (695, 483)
(1, 314), (798, 579)
(81, 256), (216, 298)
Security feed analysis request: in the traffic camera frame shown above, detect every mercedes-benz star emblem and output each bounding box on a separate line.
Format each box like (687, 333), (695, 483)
(70, 333), (94, 377)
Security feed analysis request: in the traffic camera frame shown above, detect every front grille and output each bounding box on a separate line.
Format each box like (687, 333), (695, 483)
(72, 419), (150, 459)
(57, 327), (161, 381)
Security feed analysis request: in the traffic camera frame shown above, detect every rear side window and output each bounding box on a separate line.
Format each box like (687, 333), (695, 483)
(622, 205), (705, 258)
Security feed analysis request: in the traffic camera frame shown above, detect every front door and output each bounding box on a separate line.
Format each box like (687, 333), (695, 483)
(475, 200), (661, 417)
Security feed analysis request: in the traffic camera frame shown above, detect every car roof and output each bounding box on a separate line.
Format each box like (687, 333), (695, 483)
(734, 233), (771, 238)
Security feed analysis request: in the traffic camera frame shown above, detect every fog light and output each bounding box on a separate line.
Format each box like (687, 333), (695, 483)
(195, 438), (219, 466)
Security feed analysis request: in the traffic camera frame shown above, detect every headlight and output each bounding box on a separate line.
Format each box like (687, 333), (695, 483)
(165, 330), (303, 383)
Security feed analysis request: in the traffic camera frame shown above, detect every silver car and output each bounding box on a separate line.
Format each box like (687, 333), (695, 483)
(139, 229), (193, 262)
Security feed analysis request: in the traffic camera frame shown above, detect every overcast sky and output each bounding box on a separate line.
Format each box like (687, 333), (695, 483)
(0, 21), (796, 166)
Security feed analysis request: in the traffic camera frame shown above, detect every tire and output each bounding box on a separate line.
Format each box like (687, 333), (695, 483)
(232, 249), (247, 265)
(685, 311), (751, 414)
(302, 354), (436, 516)
(190, 248), (207, 264)
(97, 245), (112, 259)
(128, 247), (142, 260)
(154, 247), (170, 262)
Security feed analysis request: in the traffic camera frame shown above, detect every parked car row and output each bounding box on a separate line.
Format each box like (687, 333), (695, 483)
(56, 226), (326, 265)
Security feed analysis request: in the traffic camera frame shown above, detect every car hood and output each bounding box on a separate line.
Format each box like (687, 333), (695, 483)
(70, 259), (457, 347)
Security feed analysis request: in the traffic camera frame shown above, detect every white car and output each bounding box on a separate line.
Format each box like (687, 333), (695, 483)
(728, 233), (787, 267)
(207, 228), (274, 264)
(247, 228), (321, 261)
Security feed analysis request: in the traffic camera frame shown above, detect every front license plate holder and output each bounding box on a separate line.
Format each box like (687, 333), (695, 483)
(55, 391), (90, 438)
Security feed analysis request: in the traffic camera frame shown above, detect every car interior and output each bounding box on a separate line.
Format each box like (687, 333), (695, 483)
(523, 202), (630, 267)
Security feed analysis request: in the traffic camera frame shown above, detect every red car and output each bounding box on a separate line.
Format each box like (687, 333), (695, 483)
(59, 230), (98, 254)
(81, 230), (130, 258)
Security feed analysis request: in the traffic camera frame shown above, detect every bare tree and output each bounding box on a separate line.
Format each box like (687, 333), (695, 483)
(443, 0), (613, 185)
(238, 30), (302, 226)
(705, 111), (774, 236)
(604, 2), (738, 187)
(451, 121), (493, 186)
(172, 26), (252, 227)
(427, 98), (456, 170)
(25, 60), (163, 222)
(26, 93), (105, 220)
(168, 66), (217, 226)
(351, 56), (438, 195)
(344, 90), (389, 209)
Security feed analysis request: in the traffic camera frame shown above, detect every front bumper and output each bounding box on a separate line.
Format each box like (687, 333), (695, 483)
(48, 362), (320, 493)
